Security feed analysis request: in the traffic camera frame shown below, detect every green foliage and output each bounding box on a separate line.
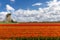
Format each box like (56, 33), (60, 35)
(6, 37), (60, 40)
(0, 21), (17, 24)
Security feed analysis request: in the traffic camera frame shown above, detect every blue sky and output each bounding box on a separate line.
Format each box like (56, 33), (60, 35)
(0, 0), (60, 22)
(0, 0), (50, 11)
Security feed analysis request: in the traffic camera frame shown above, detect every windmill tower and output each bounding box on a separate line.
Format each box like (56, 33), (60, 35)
(5, 13), (12, 22)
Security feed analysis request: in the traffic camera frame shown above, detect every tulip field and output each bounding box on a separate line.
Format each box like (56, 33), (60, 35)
(0, 23), (60, 40)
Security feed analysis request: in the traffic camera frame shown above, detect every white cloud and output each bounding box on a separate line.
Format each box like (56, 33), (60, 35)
(47, 0), (60, 7)
(12, 0), (60, 22)
(32, 3), (42, 6)
(1, 0), (60, 22)
(0, 12), (8, 21)
(10, 0), (15, 2)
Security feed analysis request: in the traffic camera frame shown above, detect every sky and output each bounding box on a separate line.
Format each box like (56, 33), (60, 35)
(0, 0), (50, 11)
(0, 0), (60, 22)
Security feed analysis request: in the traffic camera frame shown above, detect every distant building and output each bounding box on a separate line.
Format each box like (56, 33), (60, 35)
(5, 13), (13, 22)
(5, 13), (17, 23)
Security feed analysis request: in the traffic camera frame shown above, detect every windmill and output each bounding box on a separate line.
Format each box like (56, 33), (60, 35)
(5, 4), (15, 23)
